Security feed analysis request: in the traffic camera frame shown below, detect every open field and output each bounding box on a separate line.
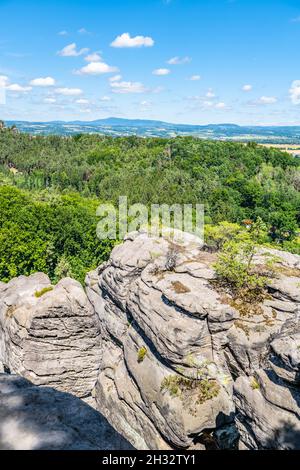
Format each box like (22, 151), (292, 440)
(259, 143), (300, 156)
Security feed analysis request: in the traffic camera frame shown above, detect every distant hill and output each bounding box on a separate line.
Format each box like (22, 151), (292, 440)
(4, 118), (300, 143)
(74, 118), (173, 127)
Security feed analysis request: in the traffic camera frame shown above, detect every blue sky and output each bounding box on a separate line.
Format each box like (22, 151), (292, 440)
(1, 0), (300, 124)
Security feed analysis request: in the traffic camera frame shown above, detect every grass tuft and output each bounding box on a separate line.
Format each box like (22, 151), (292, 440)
(35, 286), (53, 298)
(137, 346), (147, 363)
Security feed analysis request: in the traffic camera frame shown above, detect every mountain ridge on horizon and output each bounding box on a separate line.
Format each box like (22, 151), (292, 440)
(5, 116), (300, 129)
(3, 117), (300, 144)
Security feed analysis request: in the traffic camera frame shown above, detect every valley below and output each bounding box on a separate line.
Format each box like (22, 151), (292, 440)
(6, 119), (300, 145)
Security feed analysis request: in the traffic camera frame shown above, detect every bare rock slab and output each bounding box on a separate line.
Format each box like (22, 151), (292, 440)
(0, 275), (101, 397)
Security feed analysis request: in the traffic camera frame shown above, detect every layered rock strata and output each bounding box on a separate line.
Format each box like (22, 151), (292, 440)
(1, 231), (299, 450)
(0, 275), (101, 398)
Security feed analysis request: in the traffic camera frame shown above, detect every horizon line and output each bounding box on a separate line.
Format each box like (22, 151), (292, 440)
(3, 117), (300, 128)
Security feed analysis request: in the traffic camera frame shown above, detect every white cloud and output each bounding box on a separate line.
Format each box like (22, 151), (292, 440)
(153, 86), (165, 94)
(203, 100), (214, 108)
(75, 61), (118, 75)
(242, 84), (252, 92)
(140, 100), (151, 108)
(84, 52), (101, 62)
(78, 28), (91, 35)
(206, 89), (215, 98)
(44, 98), (56, 103)
(58, 43), (89, 57)
(55, 87), (83, 96)
(186, 95), (227, 111)
(289, 80), (300, 105)
(152, 68), (170, 76)
(58, 30), (68, 36)
(188, 75), (201, 81)
(215, 102), (226, 109)
(30, 77), (56, 87)
(100, 96), (111, 101)
(111, 32), (154, 48)
(109, 74), (122, 82)
(257, 95), (277, 105)
(79, 108), (92, 113)
(7, 52), (29, 58)
(110, 80), (146, 94)
(6, 83), (32, 92)
(0, 75), (9, 87)
(167, 56), (191, 65)
(76, 98), (89, 104)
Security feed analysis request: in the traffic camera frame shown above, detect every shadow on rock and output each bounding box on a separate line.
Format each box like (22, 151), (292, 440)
(0, 373), (134, 450)
(265, 420), (300, 450)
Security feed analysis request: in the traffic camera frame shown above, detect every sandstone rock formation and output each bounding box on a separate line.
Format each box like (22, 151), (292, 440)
(0, 230), (299, 450)
(86, 231), (300, 450)
(0, 373), (133, 450)
(0, 274), (101, 397)
(86, 231), (236, 449)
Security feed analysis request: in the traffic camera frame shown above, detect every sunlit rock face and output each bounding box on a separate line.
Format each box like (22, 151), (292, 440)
(86, 231), (300, 450)
(0, 230), (300, 450)
(85, 231), (237, 449)
(234, 313), (300, 450)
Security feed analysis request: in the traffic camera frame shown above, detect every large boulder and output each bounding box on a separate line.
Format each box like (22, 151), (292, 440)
(224, 248), (300, 377)
(86, 232), (300, 450)
(234, 313), (300, 449)
(86, 231), (238, 449)
(0, 373), (133, 450)
(1, 230), (300, 450)
(0, 274), (101, 397)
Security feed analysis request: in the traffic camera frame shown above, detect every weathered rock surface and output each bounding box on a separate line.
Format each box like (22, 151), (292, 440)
(0, 230), (300, 450)
(0, 373), (133, 450)
(86, 232), (300, 450)
(234, 312), (300, 449)
(0, 274), (101, 397)
(86, 232), (237, 449)
(230, 248), (300, 450)
(225, 249), (300, 378)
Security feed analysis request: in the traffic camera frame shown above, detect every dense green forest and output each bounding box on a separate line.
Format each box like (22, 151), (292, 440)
(0, 125), (299, 284)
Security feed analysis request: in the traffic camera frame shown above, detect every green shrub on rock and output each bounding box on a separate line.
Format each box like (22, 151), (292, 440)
(215, 236), (267, 291)
(160, 374), (220, 405)
(137, 346), (148, 363)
